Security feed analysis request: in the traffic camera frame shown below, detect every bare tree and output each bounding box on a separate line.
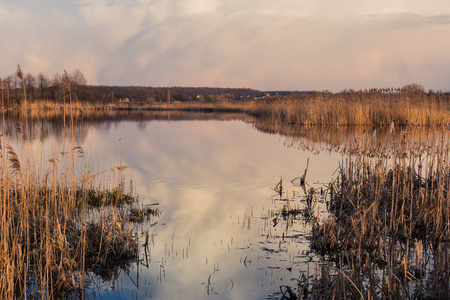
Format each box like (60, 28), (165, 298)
(70, 69), (87, 86)
(37, 72), (49, 100)
(402, 83), (425, 93)
(70, 69), (87, 101)
(24, 73), (36, 102)
(51, 72), (63, 103)
(62, 69), (71, 105)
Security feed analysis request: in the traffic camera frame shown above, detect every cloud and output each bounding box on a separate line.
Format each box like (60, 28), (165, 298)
(1, 0), (450, 91)
(78, 1), (148, 49)
(363, 12), (450, 31)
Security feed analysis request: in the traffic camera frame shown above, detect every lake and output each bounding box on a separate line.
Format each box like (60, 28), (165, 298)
(2, 110), (441, 299)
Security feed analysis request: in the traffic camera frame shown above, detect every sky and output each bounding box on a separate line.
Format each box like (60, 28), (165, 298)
(1, 0), (450, 92)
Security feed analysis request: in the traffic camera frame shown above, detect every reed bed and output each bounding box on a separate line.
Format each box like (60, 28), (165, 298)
(0, 123), (139, 299)
(250, 91), (450, 126)
(303, 127), (450, 299)
(14, 99), (117, 112)
(9, 89), (450, 127)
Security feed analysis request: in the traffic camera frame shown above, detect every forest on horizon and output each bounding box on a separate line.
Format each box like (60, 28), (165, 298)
(1, 67), (449, 106)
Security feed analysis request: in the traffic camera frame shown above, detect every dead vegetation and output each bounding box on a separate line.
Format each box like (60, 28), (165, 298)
(0, 122), (146, 299)
(250, 90), (450, 126)
(295, 127), (450, 299)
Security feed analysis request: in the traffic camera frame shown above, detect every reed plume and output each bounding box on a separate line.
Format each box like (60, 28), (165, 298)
(0, 79), (4, 107)
(16, 64), (27, 107)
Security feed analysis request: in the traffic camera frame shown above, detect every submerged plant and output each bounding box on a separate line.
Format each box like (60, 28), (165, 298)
(128, 205), (160, 223)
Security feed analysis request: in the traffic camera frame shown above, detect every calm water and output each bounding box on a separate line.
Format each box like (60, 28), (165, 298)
(89, 116), (342, 299)
(3, 111), (446, 299)
(3, 112), (344, 299)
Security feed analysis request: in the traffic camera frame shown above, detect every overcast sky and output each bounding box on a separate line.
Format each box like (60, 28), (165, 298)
(1, 0), (450, 91)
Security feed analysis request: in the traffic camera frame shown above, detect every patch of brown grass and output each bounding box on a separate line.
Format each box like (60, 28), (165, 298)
(250, 91), (450, 126)
(0, 124), (140, 299)
(306, 127), (450, 299)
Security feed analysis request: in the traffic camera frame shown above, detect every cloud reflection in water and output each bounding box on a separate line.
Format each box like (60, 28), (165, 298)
(29, 117), (340, 299)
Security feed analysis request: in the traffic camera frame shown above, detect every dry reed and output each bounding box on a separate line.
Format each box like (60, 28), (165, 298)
(8, 88), (450, 127)
(250, 91), (450, 126)
(304, 126), (450, 299)
(0, 120), (139, 299)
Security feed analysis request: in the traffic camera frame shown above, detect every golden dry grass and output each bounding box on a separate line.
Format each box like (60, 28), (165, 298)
(9, 89), (450, 127)
(0, 121), (138, 299)
(305, 127), (450, 299)
(250, 91), (450, 126)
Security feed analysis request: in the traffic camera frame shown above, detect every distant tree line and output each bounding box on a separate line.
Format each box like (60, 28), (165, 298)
(85, 86), (265, 103)
(0, 67), (267, 106)
(0, 67), (88, 107)
(1, 66), (448, 108)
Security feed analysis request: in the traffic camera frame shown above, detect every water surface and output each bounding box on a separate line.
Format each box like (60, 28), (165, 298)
(0, 111), (359, 299)
(86, 116), (340, 299)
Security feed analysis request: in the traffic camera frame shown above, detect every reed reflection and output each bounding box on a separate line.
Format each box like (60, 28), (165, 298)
(2, 110), (443, 155)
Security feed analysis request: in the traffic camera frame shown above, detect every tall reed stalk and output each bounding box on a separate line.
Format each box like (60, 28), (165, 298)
(306, 127), (450, 299)
(0, 117), (138, 299)
(16, 65), (27, 108)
